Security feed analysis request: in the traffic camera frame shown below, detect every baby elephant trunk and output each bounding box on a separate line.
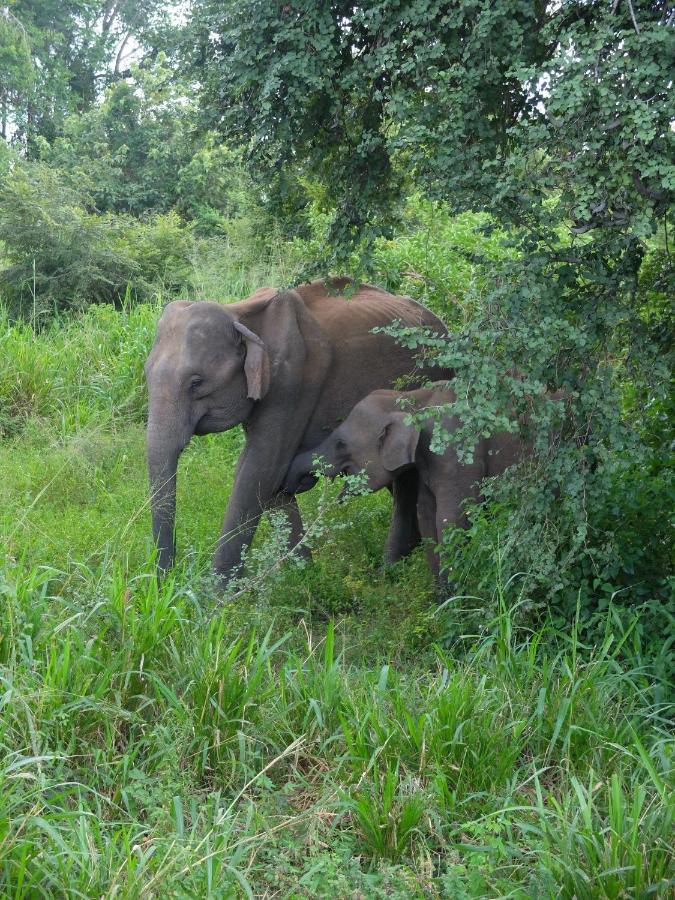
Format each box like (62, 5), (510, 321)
(284, 447), (339, 494)
(284, 449), (325, 494)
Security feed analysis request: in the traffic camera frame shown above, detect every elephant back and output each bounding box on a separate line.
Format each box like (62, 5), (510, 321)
(294, 278), (447, 339)
(295, 279), (451, 451)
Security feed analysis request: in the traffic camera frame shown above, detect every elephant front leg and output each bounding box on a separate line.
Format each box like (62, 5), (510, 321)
(212, 437), (312, 582)
(210, 440), (271, 579)
(416, 481), (441, 584)
(212, 488), (265, 582)
(384, 468), (421, 564)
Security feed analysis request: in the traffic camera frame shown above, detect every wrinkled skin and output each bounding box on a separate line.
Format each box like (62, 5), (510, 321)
(145, 278), (449, 580)
(284, 385), (527, 585)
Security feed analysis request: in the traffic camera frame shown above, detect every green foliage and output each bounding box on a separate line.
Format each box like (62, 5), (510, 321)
(191, 0), (551, 270)
(0, 162), (194, 316)
(199, 0), (673, 250)
(41, 62), (191, 217)
(0, 297), (673, 895)
(0, 3), (673, 892)
(438, 443), (674, 628)
(347, 763), (425, 862)
(41, 58), (246, 226)
(372, 197), (512, 322)
(4, 0), (177, 151)
(0, 8), (33, 139)
(524, 771), (674, 899)
(0, 548), (672, 894)
(195, 0), (674, 620)
(0, 47), (293, 318)
(175, 139), (263, 235)
(0, 302), (157, 436)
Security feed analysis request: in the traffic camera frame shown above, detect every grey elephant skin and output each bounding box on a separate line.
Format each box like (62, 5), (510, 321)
(284, 384), (537, 584)
(144, 277), (449, 579)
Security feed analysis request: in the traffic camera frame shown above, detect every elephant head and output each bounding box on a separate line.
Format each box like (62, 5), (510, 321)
(145, 300), (271, 571)
(284, 391), (420, 495)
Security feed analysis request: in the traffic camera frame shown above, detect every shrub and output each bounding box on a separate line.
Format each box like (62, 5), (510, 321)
(372, 196), (512, 322)
(0, 162), (194, 319)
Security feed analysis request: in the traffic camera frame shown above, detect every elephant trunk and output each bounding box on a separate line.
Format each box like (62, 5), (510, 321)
(147, 415), (189, 572)
(284, 449), (322, 494)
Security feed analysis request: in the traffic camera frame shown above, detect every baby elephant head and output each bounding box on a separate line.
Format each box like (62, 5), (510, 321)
(285, 392), (420, 494)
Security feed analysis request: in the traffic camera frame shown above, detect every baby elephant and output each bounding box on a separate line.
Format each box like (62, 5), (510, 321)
(284, 385), (530, 584)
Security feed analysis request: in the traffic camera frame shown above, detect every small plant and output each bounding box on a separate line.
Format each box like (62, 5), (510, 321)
(346, 763), (425, 863)
(184, 618), (272, 778)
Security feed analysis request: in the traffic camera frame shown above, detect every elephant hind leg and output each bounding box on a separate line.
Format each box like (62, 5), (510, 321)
(384, 468), (421, 564)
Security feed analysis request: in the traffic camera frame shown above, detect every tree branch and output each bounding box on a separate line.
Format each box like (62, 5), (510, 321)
(101, 0), (123, 35)
(0, 6), (29, 42)
(114, 30), (133, 75)
(626, 0), (640, 34)
(633, 171), (666, 202)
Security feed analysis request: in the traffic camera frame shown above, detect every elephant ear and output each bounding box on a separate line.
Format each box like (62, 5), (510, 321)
(380, 413), (420, 472)
(233, 321), (271, 401)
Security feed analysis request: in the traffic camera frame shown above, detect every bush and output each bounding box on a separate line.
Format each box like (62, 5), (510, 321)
(0, 162), (194, 319)
(372, 203), (673, 632)
(372, 196), (511, 322)
(175, 141), (262, 235)
(123, 212), (195, 294)
(439, 447), (674, 643)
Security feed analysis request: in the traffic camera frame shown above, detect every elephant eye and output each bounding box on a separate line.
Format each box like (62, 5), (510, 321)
(190, 377), (203, 392)
(335, 439), (346, 452)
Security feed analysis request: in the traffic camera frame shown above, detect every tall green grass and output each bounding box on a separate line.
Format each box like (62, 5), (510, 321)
(0, 240), (672, 896)
(0, 552), (672, 896)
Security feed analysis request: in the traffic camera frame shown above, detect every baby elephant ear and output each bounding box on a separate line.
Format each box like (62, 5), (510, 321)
(234, 321), (271, 400)
(381, 413), (420, 472)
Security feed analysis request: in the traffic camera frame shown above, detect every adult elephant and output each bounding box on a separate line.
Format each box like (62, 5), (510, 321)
(145, 277), (449, 581)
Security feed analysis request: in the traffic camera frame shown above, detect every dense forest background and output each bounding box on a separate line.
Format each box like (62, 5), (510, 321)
(0, 1), (673, 895)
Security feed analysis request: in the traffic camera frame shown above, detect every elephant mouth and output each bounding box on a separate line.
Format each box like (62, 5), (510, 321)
(194, 402), (252, 435)
(291, 465), (351, 494)
(194, 414), (225, 435)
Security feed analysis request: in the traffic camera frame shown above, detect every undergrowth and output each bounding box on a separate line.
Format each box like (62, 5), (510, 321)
(0, 550), (672, 897)
(0, 230), (672, 897)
